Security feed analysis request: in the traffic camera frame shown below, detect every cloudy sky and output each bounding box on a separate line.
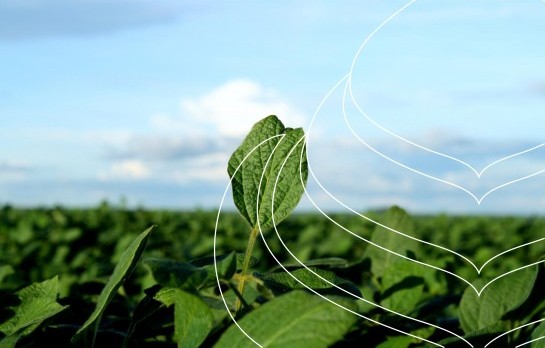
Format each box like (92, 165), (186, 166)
(1, 0), (545, 214)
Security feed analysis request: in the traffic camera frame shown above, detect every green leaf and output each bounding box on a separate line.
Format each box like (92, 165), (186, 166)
(191, 252), (238, 282)
(376, 335), (414, 348)
(380, 260), (428, 315)
(531, 321), (545, 347)
(189, 252), (252, 272)
(72, 225), (155, 343)
(0, 265), (14, 285)
(227, 115), (308, 231)
(256, 268), (361, 298)
(459, 265), (538, 333)
(214, 290), (357, 348)
(437, 323), (507, 347)
(153, 287), (177, 307)
(217, 285), (261, 312)
(146, 252), (238, 292)
(227, 115), (284, 229)
(145, 258), (208, 290)
(122, 286), (170, 348)
(364, 206), (418, 277)
(0, 276), (67, 348)
(270, 257), (350, 271)
(155, 288), (214, 348)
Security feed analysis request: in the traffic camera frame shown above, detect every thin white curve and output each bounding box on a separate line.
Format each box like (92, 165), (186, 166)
(476, 260), (544, 296)
(213, 134), (285, 348)
(516, 335), (545, 348)
(215, 132), (445, 347)
(478, 237), (545, 272)
(306, 157), (480, 291)
(304, 127), (545, 344)
(343, 76), (545, 205)
(308, 74), (482, 272)
(480, 143), (545, 177)
(476, 169), (545, 203)
(308, 152), (544, 296)
(485, 318), (545, 347)
(347, 77), (545, 179)
(309, 73), (545, 281)
(254, 136), (447, 347)
(263, 135), (471, 346)
(347, 0), (545, 177)
(213, 133), (447, 347)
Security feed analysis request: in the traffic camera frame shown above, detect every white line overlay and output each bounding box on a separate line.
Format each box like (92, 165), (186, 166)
(345, 0), (545, 194)
(214, 0), (545, 346)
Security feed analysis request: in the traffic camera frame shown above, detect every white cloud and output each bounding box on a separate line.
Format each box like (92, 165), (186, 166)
(99, 160), (151, 181)
(170, 153), (229, 183)
(108, 134), (230, 161)
(22, 128), (133, 148)
(98, 152), (229, 184)
(158, 79), (306, 137)
(0, 160), (32, 181)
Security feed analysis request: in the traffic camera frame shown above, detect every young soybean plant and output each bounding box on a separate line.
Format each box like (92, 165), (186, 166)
(226, 115), (308, 311)
(216, 115), (359, 348)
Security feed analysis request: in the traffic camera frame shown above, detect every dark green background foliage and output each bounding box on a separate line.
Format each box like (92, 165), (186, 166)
(1, 204), (545, 347)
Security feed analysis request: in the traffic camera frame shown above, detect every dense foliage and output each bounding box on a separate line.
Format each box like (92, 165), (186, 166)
(2, 116), (545, 347)
(1, 205), (545, 347)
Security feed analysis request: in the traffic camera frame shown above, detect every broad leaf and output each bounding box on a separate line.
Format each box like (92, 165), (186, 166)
(0, 265), (14, 284)
(122, 286), (171, 347)
(256, 267), (361, 297)
(376, 335), (414, 348)
(531, 321), (545, 347)
(155, 288), (214, 348)
(189, 252), (248, 271)
(216, 286), (261, 312)
(145, 258), (208, 290)
(380, 260), (430, 315)
(270, 257), (350, 271)
(227, 115), (308, 231)
(146, 252), (237, 290)
(214, 290), (357, 348)
(459, 265), (538, 333)
(0, 276), (67, 348)
(191, 252), (237, 282)
(364, 206), (418, 277)
(73, 225), (155, 343)
(438, 323), (508, 347)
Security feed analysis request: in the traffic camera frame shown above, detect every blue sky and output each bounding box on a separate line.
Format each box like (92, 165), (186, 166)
(1, 0), (545, 214)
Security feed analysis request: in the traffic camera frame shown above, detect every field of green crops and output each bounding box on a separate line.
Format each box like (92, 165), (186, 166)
(1, 204), (545, 347)
(2, 116), (545, 347)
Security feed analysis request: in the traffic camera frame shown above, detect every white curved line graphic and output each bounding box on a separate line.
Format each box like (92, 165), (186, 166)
(347, 0), (545, 179)
(306, 72), (545, 287)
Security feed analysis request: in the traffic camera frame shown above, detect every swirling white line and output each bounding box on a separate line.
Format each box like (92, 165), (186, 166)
(345, 0), (545, 183)
(213, 130), (544, 347)
(306, 72), (545, 290)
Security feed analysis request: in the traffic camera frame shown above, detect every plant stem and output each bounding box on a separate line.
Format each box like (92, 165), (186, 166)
(229, 281), (249, 309)
(235, 226), (259, 312)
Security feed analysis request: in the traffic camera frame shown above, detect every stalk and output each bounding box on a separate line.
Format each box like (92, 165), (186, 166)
(235, 226), (259, 312)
